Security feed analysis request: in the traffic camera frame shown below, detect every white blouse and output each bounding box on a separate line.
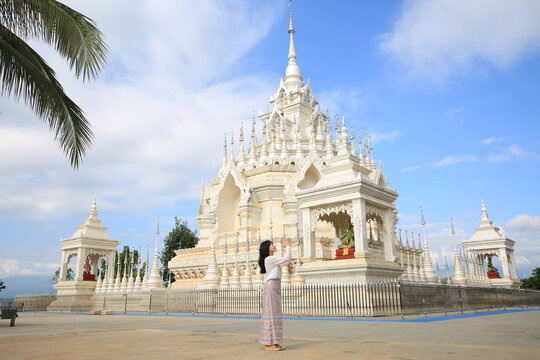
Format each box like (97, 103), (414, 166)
(264, 246), (292, 283)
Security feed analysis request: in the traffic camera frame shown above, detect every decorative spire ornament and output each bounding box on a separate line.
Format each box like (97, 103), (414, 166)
(254, 229), (264, 286)
(120, 250), (129, 292)
(419, 206), (438, 283)
(242, 229), (252, 288)
(237, 122), (246, 168)
(325, 124), (334, 160)
(142, 244), (149, 288)
(405, 229), (409, 249)
(445, 256), (451, 284)
(230, 232), (241, 288)
(222, 132), (228, 167)
(350, 125), (357, 156)
(248, 112), (258, 166)
(418, 235), (427, 282)
(369, 136), (375, 169)
(202, 205), (220, 288)
(147, 217), (164, 289)
(220, 233), (229, 289)
(259, 122), (268, 166)
(451, 217), (467, 285)
(406, 251), (414, 282)
(335, 116), (340, 144)
(284, 0), (303, 87)
(280, 120), (288, 162)
(358, 130), (365, 164)
(127, 248), (135, 291)
(112, 251), (121, 292)
(135, 246), (142, 290)
(295, 116), (304, 160)
(281, 224), (290, 288)
(95, 262), (103, 293)
(292, 222), (304, 285)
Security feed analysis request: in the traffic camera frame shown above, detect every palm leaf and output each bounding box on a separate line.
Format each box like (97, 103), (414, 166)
(1, 0), (108, 81)
(0, 23), (93, 168)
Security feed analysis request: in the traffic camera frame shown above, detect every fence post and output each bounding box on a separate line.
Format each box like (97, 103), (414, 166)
(149, 289), (152, 314)
(398, 281), (404, 320)
(458, 286), (463, 314)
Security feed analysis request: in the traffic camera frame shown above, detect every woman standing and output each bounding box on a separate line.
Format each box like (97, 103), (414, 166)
(258, 237), (291, 351)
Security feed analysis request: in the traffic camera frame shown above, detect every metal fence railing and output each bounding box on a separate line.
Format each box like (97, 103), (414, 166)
(14, 282), (540, 317)
(399, 282), (540, 316)
(12, 294), (56, 312)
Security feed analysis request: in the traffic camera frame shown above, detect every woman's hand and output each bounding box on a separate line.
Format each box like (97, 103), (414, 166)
(283, 237), (289, 247)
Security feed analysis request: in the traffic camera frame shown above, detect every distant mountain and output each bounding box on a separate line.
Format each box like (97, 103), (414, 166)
(1, 275), (55, 298)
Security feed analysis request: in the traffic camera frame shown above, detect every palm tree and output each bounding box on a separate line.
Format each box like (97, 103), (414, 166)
(0, 0), (108, 168)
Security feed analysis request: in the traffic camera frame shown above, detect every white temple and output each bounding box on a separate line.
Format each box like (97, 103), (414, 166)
(49, 200), (165, 311)
(454, 200), (520, 288)
(49, 6), (522, 313)
(167, 6), (440, 288)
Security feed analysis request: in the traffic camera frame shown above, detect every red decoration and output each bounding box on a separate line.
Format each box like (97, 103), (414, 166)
(334, 247), (355, 260)
(487, 271), (500, 279)
(83, 274), (96, 281)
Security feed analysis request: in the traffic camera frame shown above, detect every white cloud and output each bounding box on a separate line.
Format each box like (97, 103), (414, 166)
(0, 0), (282, 220)
(504, 214), (540, 277)
(435, 155), (478, 167)
(0, 258), (55, 277)
(370, 129), (402, 144)
(401, 165), (421, 172)
(379, 0), (540, 83)
(482, 137), (504, 145)
(488, 145), (540, 163)
(318, 89), (370, 118)
(505, 214), (540, 231)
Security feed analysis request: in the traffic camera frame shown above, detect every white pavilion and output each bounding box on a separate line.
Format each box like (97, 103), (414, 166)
(167, 7), (441, 288)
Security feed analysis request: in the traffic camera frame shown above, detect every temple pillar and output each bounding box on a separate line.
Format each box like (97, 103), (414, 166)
(302, 207), (316, 261)
(499, 248), (510, 279)
(74, 247), (86, 280)
(508, 250), (518, 280)
(90, 254), (98, 275)
(59, 251), (67, 281)
(384, 208), (397, 261)
(352, 199), (368, 258)
(107, 251), (116, 280)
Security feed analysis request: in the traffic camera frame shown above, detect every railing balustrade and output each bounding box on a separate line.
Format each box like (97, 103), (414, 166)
(14, 281), (540, 317)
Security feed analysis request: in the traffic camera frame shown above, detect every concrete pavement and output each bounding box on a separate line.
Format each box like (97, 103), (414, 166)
(1, 310), (539, 359)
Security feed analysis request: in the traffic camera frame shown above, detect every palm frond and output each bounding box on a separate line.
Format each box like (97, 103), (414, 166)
(1, 0), (108, 81)
(0, 23), (93, 168)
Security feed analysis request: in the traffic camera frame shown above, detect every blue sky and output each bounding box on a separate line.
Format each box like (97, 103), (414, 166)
(1, 0), (539, 295)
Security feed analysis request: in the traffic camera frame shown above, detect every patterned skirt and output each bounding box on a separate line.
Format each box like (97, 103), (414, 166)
(258, 278), (283, 345)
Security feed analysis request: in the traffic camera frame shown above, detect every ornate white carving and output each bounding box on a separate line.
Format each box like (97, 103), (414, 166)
(284, 156), (324, 195)
(213, 165), (251, 207)
(365, 204), (385, 222)
(310, 201), (352, 230)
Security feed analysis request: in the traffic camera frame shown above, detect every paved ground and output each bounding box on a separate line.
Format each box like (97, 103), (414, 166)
(1, 310), (539, 360)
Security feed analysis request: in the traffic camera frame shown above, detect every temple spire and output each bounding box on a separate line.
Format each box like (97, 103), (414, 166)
(288, 3), (296, 59)
(284, 0), (303, 86)
(146, 216), (163, 289)
(237, 122), (246, 168)
(419, 206), (438, 283)
(451, 217), (467, 285)
(222, 132), (227, 167)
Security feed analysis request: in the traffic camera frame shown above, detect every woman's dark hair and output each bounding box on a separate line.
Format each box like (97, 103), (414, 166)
(258, 240), (273, 274)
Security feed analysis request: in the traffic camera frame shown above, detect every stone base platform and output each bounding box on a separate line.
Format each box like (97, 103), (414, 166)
(297, 257), (404, 283)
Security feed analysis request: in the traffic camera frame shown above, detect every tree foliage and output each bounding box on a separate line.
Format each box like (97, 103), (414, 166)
(113, 246), (140, 279)
(160, 217), (199, 285)
(0, 0), (108, 168)
(521, 267), (540, 290)
(0, 278), (5, 292)
(52, 267), (73, 283)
